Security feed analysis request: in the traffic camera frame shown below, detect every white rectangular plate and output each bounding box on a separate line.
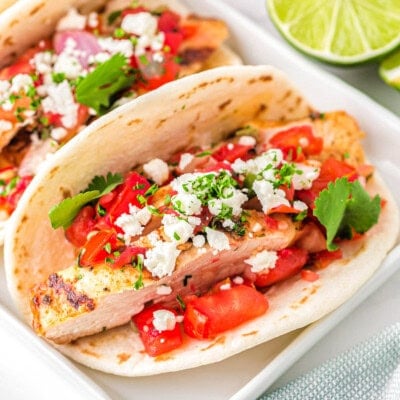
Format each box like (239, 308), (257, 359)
(1, 1), (400, 399)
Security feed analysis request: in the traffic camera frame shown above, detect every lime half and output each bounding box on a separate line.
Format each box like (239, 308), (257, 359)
(266, 0), (400, 65)
(380, 49), (400, 89)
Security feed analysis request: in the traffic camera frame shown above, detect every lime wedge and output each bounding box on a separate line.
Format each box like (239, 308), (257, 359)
(380, 49), (400, 88)
(266, 0), (400, 65)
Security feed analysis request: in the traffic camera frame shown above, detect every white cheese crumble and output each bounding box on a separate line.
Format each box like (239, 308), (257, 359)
(233, 276), (244, 285)
(252, 179), (290, 213)
(244, 250), (278, 273)
(292, 163), (320, 190)
(238, 135), (257, 147)
(115, 204), (151, 242)
(10, 74), (33, 94)
(220, 282), (231, 290)
(171, 192), (202, 216)
(192, 234), (206, 248)
(56, 8), (87, 31)
(205, 227), (230, 251)
(156, 285), (173, 296)
(53, 49), (84, 80)
(144, 241), (180, 278)
(50, 127), (68, 141)
(121, 12), (158, 37)
(143, 158), (169, 185)
(231, 149), (283, 176)
(41, 81), (78, 128)
(152, 309), (176, 332)
(293, 200), (308, 212)
(162, 214), (195, 244)
(178, 152), (194, 170)
(208, 189), (248, 217)
(98, 37), (134, 58)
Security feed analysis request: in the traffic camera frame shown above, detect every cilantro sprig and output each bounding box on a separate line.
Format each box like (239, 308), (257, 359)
(49, 172), (123, 229)
(76, 54), (137, 114)
(314, 177), (381, 251)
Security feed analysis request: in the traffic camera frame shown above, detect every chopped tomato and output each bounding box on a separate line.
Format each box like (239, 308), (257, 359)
(312, 248), (343, 270)
(132, 304), (182, 357)
(254, 247), (308, 288)
(297, 157), (358, 208)
(183, 283), (268, 339)
(0, 175), (32, 215)
(164, 31), (184, 55)
(212, 143), (253, 163)
(65, 205), (96, 247)
(111, 246), (146, 269)
(158, 10), (181, 33)
(104, 172), (151, 223)
(269, 125), (323, 157)
(301, 269), (320, 282)
(79, 230), (123, 267)
(268, 204), (302, 215)
(137, 56), (180, 92)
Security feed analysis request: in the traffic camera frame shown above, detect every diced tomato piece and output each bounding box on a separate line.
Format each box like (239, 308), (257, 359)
(0, 40), (51, 80)
(164, 31), (184, 55)
(183, 284), (268, 339)
(268, 204), (302, 215)
(212, 143), (253, 163)
(297, 157), (358, 208)
(158, 10), (181, 32)
(65, 205), (96, 247)
(301, 269), (320, 282)
(0, 175), (32, 215)
(254, 247), (308, 288)
(312, 248), (343, 269)
(79, 230), (122, 267)
(269, 125), (323, 156)
(111, 246), (146, 269)
(105, 172), (151, 222)
(137, 57), (180, 92)
(132, 304), (182, 357)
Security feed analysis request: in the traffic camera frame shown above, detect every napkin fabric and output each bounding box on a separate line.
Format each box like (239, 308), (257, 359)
(260, 323), (400, 400)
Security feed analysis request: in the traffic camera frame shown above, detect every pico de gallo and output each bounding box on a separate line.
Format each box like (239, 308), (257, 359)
(46, 113), (382, 356)
(0, 2), (230, 220)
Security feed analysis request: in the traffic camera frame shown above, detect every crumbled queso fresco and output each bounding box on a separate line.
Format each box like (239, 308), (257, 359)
(111, 138), (321, 280)
(0, 7), (174, 144)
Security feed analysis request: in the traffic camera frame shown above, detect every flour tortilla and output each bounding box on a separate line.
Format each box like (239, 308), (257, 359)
(4, 65), (399, 376)
(0, 0), (241, 244)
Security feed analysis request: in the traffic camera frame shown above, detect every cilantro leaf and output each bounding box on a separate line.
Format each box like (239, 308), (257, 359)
(76, 54), (136, 114)
(340, 180), (381, 237)
(313, 177), (381, 251)
(49, 172), (123, 229)
(314, 178), (350, 250)
(85, 172), (123, 193)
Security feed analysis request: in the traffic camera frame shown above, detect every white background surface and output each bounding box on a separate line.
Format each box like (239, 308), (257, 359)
(221, 0), (400, 394)
(1, 1), (400, 399)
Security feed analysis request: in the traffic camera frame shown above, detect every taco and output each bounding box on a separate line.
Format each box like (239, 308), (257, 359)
(0, 0), (241, 242)
(5, 65), (399, 376)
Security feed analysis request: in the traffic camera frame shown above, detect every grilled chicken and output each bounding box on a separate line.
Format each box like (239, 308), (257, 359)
(31, 212), (296, 344)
